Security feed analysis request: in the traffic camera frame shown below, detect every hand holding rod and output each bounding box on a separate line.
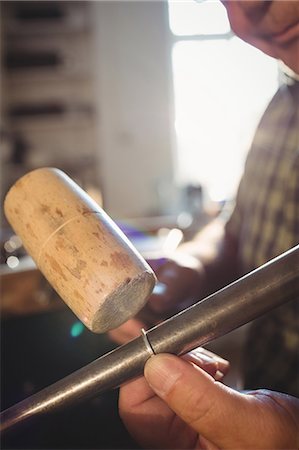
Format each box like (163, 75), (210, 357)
(1, 244), (298, 433)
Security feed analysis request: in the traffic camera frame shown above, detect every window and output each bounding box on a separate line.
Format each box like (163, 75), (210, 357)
(168, 0), (279, 202)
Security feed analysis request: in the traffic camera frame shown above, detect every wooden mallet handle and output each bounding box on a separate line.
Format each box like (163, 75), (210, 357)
(4, 168), (156, 333)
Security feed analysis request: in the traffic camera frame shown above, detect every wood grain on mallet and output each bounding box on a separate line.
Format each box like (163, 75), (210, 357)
(4, 168), (156, 333)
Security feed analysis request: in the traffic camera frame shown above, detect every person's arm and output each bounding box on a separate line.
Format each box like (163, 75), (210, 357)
(109, 217), (240, 344)
(119, 353), (299, 449)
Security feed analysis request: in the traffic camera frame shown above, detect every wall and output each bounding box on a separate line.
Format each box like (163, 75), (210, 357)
(91, 1), (178, 218)
(1, 1), (178, 220)
(1, 1), (100, 217)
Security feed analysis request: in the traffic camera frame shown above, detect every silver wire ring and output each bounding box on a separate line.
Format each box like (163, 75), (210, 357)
(141, 328), (156, 356)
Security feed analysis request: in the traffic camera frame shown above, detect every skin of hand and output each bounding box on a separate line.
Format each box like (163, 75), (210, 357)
(222, 0), (299, 73)
(119, 353), (299, 450)
(146, 253), (205, 315)
(109, 220), (237, 346)
(108, 254), (205, 345)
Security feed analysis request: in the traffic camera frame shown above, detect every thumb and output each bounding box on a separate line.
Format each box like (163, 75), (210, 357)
(144, 353), (240, 447)
(144, 354), (296, 449)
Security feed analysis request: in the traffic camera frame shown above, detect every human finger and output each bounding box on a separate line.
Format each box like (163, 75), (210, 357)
(119, 373), (156, 409)
(196, 347), (230, 376)
(144, 354), (298, 449)
(108, 318), (144, 345)
(148, 259), (204, 314)
(119, 374), (198, 449)
(183, 347), (229, 381)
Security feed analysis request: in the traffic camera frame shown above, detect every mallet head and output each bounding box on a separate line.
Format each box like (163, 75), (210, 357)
(4, 168), (156, 333)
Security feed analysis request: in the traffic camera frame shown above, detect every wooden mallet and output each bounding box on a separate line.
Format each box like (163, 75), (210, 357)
(4, 167), (156, 333)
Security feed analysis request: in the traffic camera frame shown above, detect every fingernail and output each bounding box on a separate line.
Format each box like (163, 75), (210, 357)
(144, 354), (182, 398)
(215, 370), (224, 381)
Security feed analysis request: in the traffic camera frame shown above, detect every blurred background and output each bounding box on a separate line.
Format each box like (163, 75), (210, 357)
(0, 1), (279, 448)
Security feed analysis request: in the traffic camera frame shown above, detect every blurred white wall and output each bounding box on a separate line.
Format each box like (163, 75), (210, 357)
(91, 1), (178, 218)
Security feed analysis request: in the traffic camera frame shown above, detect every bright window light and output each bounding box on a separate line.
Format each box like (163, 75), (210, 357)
(169, 1), (279, 202)
(168, 0), (230, 36)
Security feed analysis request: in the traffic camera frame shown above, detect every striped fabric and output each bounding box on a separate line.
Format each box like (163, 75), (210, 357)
(225, 77), (299, 396)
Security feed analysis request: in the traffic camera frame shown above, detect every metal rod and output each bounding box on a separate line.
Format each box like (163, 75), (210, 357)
(1, 244), (298, 433)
